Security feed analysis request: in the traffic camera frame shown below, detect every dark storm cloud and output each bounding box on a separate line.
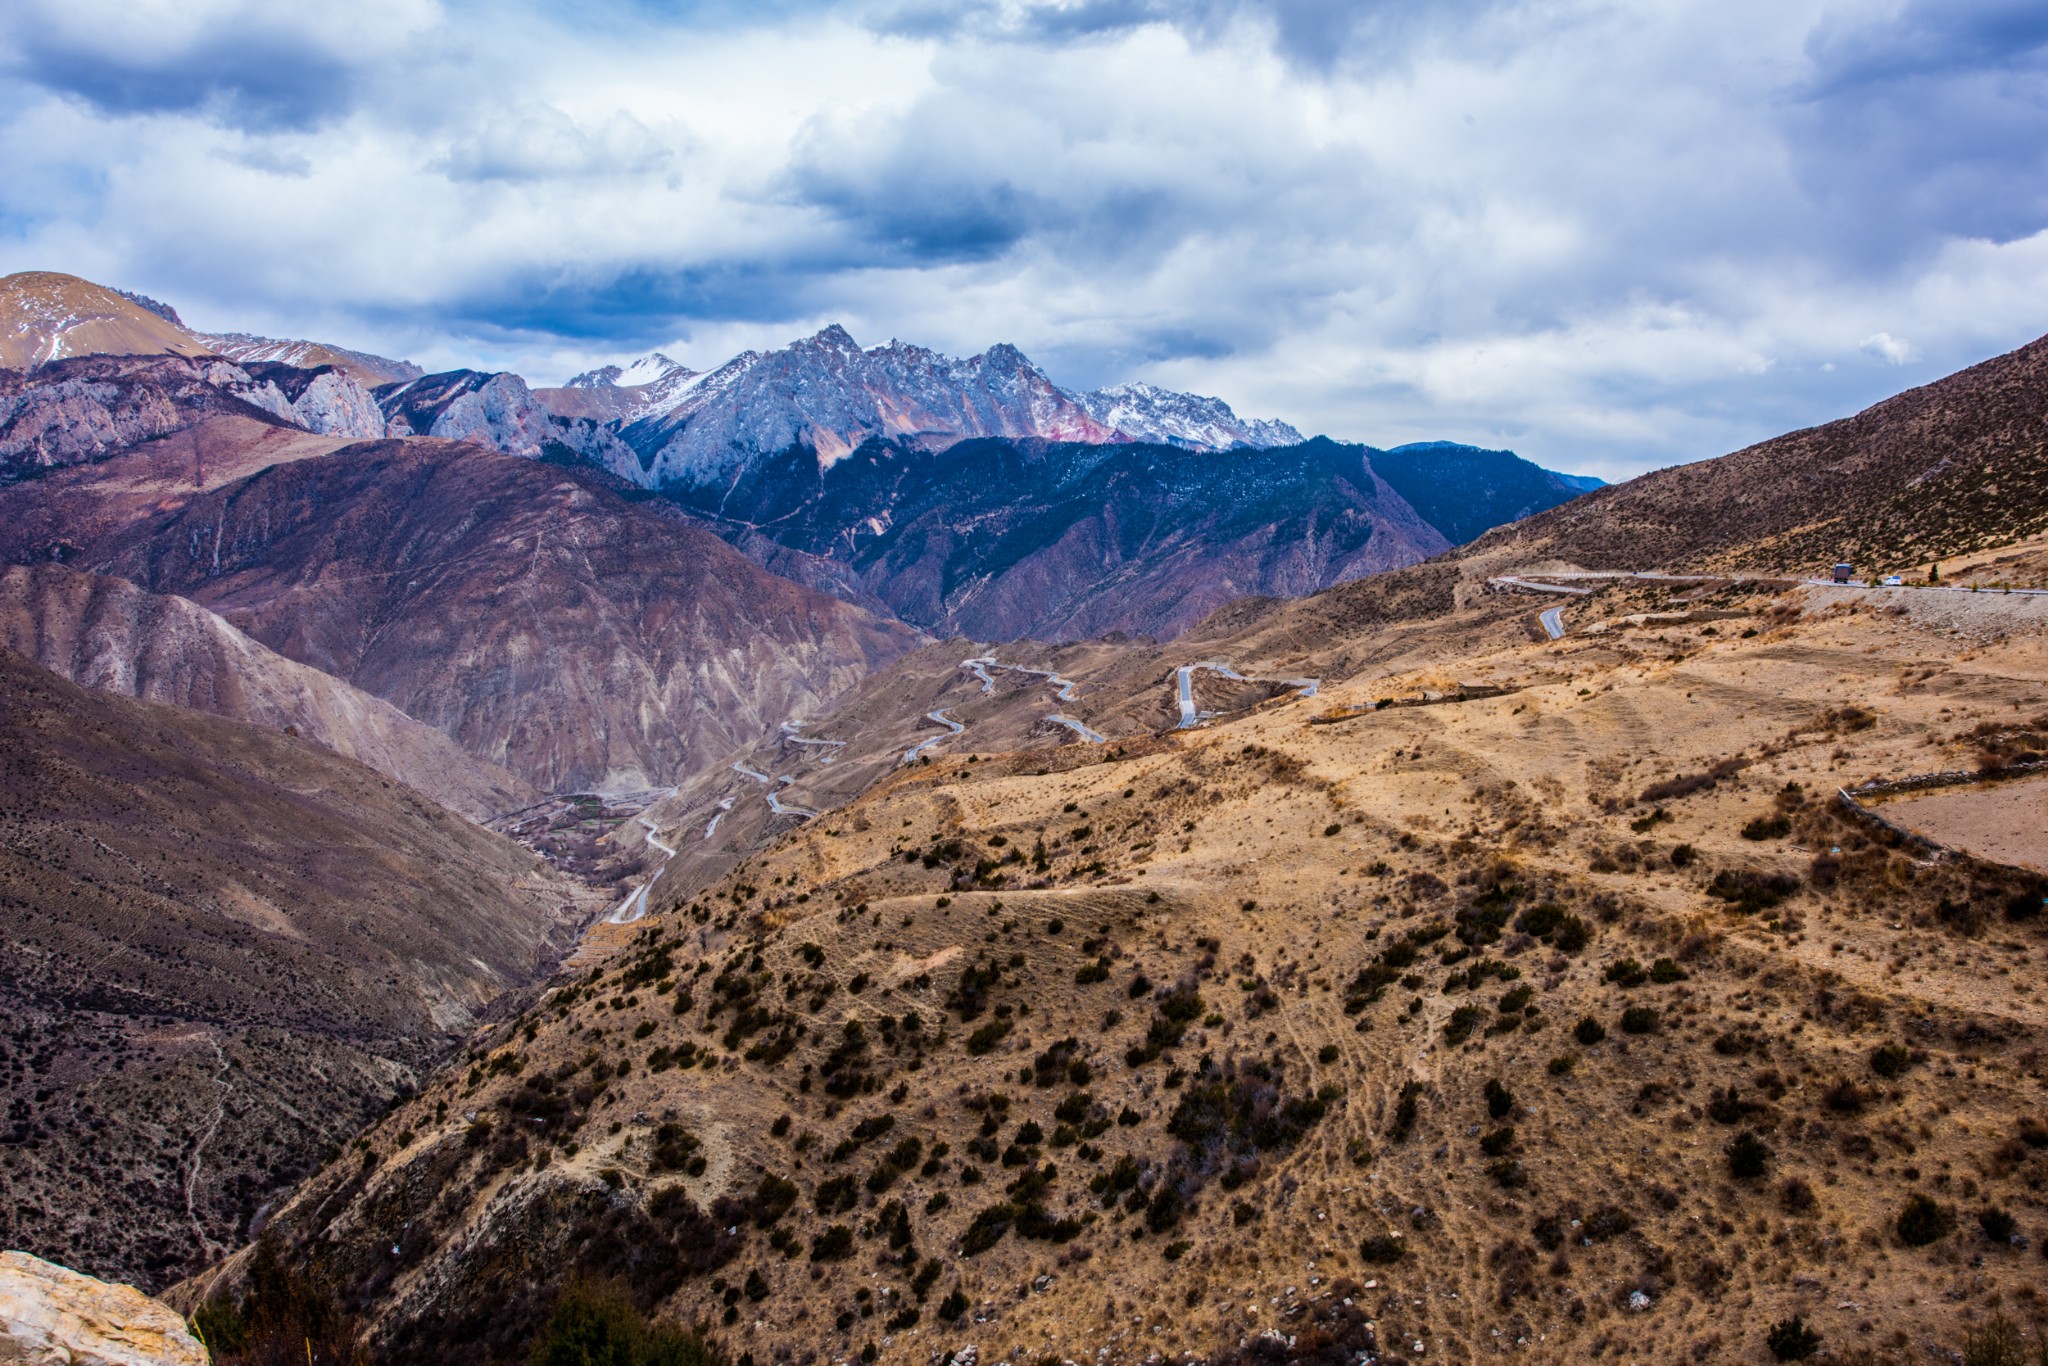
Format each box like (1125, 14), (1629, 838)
(1783, 0), (2048, 257)
(11, 26), (361, 131)
(434, 259), (841, 344)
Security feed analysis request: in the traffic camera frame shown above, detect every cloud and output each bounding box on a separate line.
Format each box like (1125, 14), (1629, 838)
(2, 0), (439, 131)
(0, 0), (2043, 481)
(435, 107), (680, 183)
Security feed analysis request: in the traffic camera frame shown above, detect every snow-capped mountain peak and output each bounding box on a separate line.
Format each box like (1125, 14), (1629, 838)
(536, 325), (1306, 489)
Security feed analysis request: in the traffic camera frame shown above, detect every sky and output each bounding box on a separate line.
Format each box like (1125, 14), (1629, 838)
(2, 0), (2045, 481)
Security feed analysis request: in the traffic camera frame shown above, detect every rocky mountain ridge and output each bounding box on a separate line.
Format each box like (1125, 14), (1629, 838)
(553, 326), (1304, 484)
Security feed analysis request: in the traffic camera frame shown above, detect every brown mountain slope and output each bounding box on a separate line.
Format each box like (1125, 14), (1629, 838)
(0, 563), (535, 820)
(0, 272), (211, 369)
(205, 576), (2048, 1365)
(1461, 330), (2048, 578)
(0, 649), (591, 1291)
(82, 442), (922, 794)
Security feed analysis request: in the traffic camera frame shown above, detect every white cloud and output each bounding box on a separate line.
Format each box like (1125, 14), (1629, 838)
(0, 0), (2041, 478)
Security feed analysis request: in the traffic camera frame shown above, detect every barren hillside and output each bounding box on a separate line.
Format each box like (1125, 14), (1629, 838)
(208, 575), (2048, 1365)
(0, 650), (592, 1291)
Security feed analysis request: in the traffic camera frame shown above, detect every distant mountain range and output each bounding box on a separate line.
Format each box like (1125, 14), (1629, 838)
(542, 325), (1304, 483)
(0, 268), (1599, 791)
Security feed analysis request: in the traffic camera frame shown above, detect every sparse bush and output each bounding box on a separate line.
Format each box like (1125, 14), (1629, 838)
(1896, 1194), (1954, 1247)
(1765, 1315), (1821, 1361)
(1707, 869), (1800, 914)
(1443, 1005), (1485, 1045)
(1741, 814), (1792, 841)
(809, 1225), (856, 1262)
(1959, 1311), (2026, 1366)
(1869, 1043), (1913, 1078)
(1977, 1207), (2018, 1243)
(1358, 1233), (1406, 1264)
(1726, 1130), (1771, 1180)
(529, 1275), (726, 1366)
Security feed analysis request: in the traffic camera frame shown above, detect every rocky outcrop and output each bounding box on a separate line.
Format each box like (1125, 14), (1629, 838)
(0, 563), (535, 820)
(377, 369), (634, 472)
(239, 362), (385, 438)
(0, 354), (382, 481)
(0, 1251), (206, 1365)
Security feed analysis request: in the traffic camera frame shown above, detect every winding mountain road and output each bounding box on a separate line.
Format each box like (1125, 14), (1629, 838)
(1538, 605), (1567, 640)
(1174, 661), (1319, 729)
(1048, 713), (1108, 743)
(902, 708), (965, 764)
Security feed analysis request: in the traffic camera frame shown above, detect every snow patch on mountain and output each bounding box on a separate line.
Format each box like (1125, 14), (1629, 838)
(1073, 381), (1302, 450)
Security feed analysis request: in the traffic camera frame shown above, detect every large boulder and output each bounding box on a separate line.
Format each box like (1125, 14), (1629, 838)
(0, 1251), (206, 1366)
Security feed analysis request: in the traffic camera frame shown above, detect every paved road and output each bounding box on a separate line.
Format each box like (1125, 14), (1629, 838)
(963, 656), (1079, 701)
(637, 815), (677, 858)
(765, 779), (819, 819)
(780, 720), (846, 753)
(1488, 575), (1594, 597)
(1539, 605), (1566, 640)
(1174, 661), (1319, 729)
(902, 708), (965, 764)
(703, 797), (735, 838)
(1048, 713), (1107, 744)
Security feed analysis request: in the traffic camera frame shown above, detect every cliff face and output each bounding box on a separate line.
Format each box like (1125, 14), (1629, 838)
(90, 443), (921, 794)
(0, 563), (535, 820)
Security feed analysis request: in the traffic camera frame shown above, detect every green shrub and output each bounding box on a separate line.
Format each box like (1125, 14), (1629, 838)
(529, 1275), (726, 1366)
(966, 1019), (1012, 1055)
(1619, 1006), (1659, 1035)
(1573, 1017), (1606, 1045)
(809, 1225), (855, 1261)
(1443, 1005), (1485, 1045)
(1869, 1043), (1913, 1078)
(1484, 1078), (1514, 1119)
(1764, 1316), (1821, 1361)
(1977, 1207), (2018, 1243)
(1896, 1194), (1953, 1247)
